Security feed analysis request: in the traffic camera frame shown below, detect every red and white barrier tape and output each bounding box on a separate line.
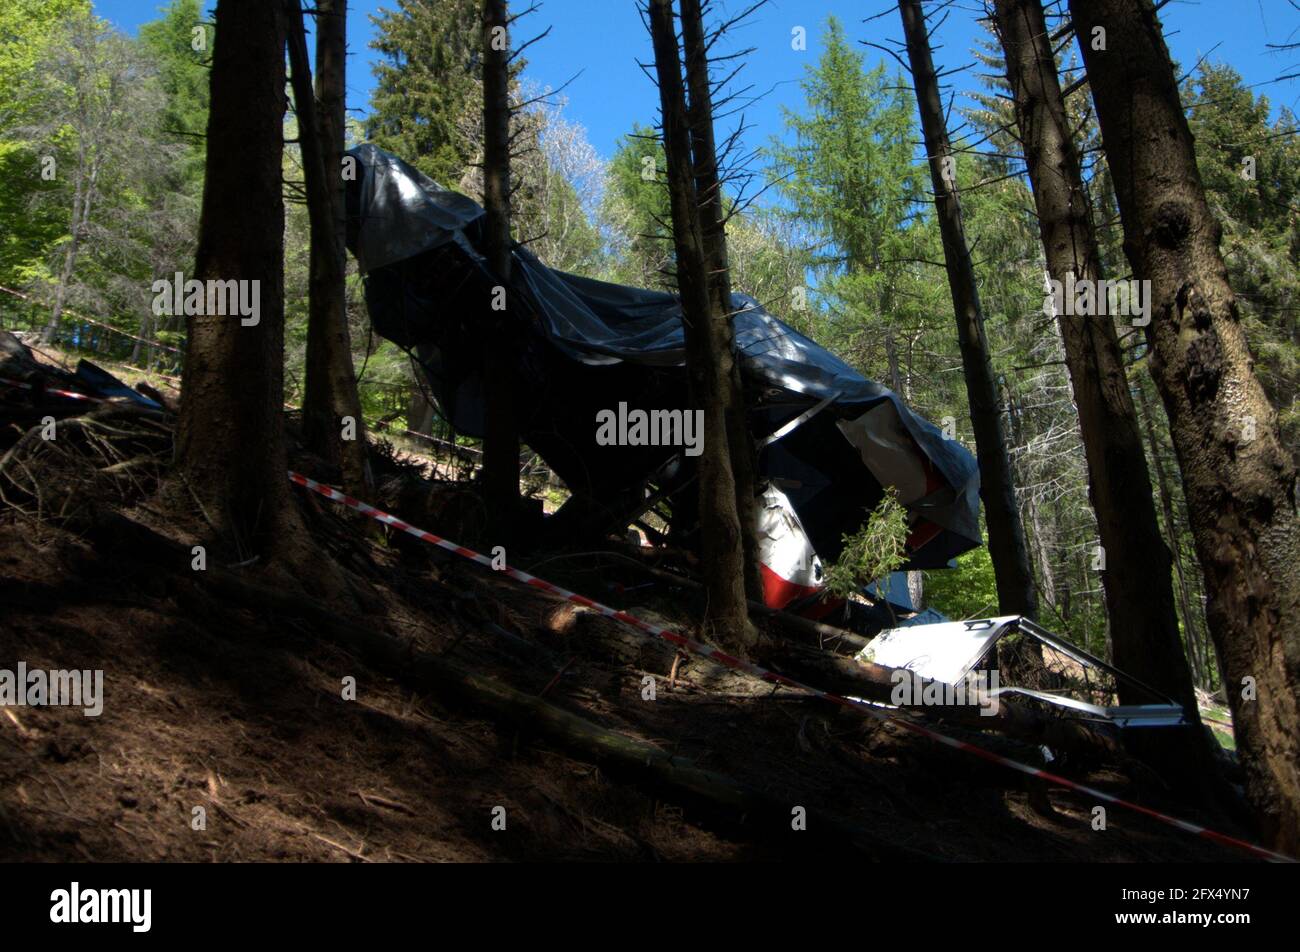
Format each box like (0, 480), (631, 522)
(287, 470), (1294, 863)
(0, 375), (104, 403)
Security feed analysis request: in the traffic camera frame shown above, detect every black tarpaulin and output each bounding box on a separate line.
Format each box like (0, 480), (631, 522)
(345, 144), (982, 569)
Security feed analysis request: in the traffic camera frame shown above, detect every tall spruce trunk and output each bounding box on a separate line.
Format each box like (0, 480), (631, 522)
(992, 0), (1211, 776)
(1069, 0), (1300, 852)
(678, 0), (762, 603)
(898, 0), (1039, 619)
(480, 0), (521, 545)
(648, 0), (754, 652)
(175, 0), (296, 556)
(287, 0), (370, 494)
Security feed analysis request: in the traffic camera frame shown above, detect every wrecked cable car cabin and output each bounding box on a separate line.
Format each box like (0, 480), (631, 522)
(344, 145), (981, 613)
(341, 144), (1192, 735)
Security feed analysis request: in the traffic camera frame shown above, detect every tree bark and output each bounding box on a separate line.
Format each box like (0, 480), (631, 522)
(992, 0), (1206, 745)
(1069, 0), (1300, 852)
(174, 0), (296, 557)
(1137, 380), (1209, 688)
(897, 0), (1039, 620)
(648, 0), (754, 653)
(480, 0), (521, 547)
(679, 0), (762, 603)
(287, 0), (370, 495)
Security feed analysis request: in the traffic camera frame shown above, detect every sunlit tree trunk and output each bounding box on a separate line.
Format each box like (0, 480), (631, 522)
(649, 0), (754, 652)
(898, 0), (1039, 619)
(993, 0), (1206, 753)
(1070, 0), (1300, 851)
(288, 0), (370, 494)
(175, 0), (296, 557)
(678, 0), (762, 603)
(480, 0), (521, 546)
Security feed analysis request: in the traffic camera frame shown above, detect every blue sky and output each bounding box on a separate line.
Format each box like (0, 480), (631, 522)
(97, 0), (1300, 162)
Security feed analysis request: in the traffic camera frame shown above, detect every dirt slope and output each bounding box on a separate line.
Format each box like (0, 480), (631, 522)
(0, 339), (1256, 862)
(0, 477), (1247, 863)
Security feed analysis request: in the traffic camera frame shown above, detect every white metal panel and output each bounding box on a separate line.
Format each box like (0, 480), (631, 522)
(854, 616), (1016, 684)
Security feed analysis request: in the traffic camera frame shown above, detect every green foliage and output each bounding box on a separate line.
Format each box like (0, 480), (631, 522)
(0, 7), (187, 350)
(529, 161), (604, 273)
(0, 0), (90, 288)
(725, 209), (813, 330)
(823, 491), (910, 599)
(0, 0), (91, 128)
(512, 102), (606, 276)
(757, 13), (982, 527)
(766, 17), (930, 375)
(600, 123), (812, 305)
(600, 123), (672, 287)
(0, 141), (65, 289)
(366, 0), (481, 187)
(138, 0), (210, 181)
(0, 1), (208, 389)
(923, 546), (998, 620)
(768, 18), (924, 268)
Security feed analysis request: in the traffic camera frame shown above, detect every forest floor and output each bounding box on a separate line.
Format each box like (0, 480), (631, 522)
(0, 343), (1256, 863)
